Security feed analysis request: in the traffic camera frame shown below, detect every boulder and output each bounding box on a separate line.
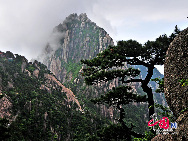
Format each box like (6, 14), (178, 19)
(153, 27), (188, 141)
(164, 27), (188, 118)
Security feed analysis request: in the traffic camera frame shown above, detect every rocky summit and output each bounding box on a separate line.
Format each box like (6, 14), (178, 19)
(41, 13), (114, 83)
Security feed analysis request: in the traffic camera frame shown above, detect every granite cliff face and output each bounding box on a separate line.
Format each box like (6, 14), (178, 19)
(152, 27), (188, 141)
(42, 73), (82, 111)
(164, 27), (188, 141)
(41, 13), (165, 99)
(41, 13), (114, 83)
(165, 28), (188, 118)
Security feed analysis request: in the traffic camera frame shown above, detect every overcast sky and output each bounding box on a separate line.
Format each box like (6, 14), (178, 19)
(0, 0), (188, 75)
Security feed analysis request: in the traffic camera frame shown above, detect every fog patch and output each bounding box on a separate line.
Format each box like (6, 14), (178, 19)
(37, 30), (66, 63)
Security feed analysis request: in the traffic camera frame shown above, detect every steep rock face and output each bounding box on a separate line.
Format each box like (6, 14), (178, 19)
(164, 27), (188, 141)
(33, 60), (82, 112)
(0, 95), (12, 118)
(164, 28), (188, 118)
(41, 13), (165, 103)
(152, 27), (188, 141)
(42, 13), (114, 83)
(42, 73), (82, 111)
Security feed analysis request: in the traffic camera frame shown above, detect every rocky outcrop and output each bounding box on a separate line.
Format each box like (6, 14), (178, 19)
(0, 95), (12, 118)
(33, 60), (82, 112)
(42, 73), (82, 112)
(33, 69), (39, 78)
(153, 27), (188, 141)
(164, 28), (188, 118)
(152, 134), (176, 141)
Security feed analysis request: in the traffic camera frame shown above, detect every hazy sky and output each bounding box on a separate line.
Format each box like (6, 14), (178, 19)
(0, 0), (188, 75)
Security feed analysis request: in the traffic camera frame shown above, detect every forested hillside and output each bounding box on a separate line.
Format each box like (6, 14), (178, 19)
(0, 51), (109, 140)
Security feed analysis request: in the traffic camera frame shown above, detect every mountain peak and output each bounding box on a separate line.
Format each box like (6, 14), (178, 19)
(54, 13), (92, 33)
(40, 13), (114, 67)
(64, 13), (89, 22)
(78, 13), (89, 21)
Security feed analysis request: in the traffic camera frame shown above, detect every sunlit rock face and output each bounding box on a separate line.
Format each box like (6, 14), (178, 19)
(164, 27), (188, 118)
(153, 27), (188, 141)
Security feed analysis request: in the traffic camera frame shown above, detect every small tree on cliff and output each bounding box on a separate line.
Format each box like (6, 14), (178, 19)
(81, 26), (180, 139)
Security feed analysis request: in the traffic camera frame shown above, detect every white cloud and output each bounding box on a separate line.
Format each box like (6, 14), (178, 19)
(0, 0), (187, 75)
(0, 0), (99, 61)
(155, 65), (164, 75)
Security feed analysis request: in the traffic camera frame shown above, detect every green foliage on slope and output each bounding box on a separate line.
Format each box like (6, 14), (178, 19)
(0, 52), (109, 140)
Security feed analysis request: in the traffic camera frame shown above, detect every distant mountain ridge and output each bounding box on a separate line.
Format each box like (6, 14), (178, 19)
(132, 65), (166, 106)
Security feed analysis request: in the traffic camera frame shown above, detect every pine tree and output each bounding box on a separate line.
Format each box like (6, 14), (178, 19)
(81, 26), (180, 139)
